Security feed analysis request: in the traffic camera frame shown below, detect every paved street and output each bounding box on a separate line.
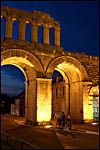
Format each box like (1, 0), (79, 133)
(1, 115), (99, 149)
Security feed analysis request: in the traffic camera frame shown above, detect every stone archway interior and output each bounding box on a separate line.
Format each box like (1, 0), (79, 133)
(1, 64), (25, 116)
(1, 55), (37, 124)
(52, 61), (84, 123)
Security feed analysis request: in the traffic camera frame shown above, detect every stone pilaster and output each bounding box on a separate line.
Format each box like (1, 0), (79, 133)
(82, 82), (93, 122)
(25, 79), (28, 123)
(54, 26), (60, 46)
(36, 78), (52, 122)
(24, 67), (37, 124)
(5, 16), (12, 39)
(18, 20), (25, 41)
(28, 79), (37, 123)
(70, 81), (83, 123)
(65, 83), (69, 115)
(31, 23), (38, 43)
(42, 24), (49, 45)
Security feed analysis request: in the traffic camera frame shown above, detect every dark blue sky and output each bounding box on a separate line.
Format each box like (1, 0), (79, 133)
(1, 65), (25, 97)
(1, 1), (99, 97)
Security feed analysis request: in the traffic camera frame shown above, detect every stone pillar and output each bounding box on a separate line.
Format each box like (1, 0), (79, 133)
(54, 26), (60, 46)
(82, 82), (93, 122)
(26, 79), (37, 124)
(36, 78), (52, 122)
(25, 68), (37, 124)
(65, 83), (69, 115)
(31, 23), (38, 43)
(42, 24), (49, 45)
(25, 79), (28, 123)
(18, 20), (25, 41)
(70, 82), (83, 123)
(5, 16), (12, 39)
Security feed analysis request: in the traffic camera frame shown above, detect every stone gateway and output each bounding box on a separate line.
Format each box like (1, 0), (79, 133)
(1, 6), (99, 124)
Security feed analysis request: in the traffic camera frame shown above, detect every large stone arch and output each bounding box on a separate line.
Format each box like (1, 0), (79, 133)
(1, 49), (44, 73)
(46, 55), (89, 123)
(46, 55), (88, 80)
(1, 49), (45, 124)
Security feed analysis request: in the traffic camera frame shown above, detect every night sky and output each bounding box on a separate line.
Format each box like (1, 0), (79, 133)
(1, 1), (99, 97)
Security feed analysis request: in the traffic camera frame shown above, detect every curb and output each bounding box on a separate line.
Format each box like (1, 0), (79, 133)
(1, 130), (39, 149)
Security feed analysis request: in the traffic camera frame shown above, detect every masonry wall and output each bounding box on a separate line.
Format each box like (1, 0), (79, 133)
(64, 52), (99, 86)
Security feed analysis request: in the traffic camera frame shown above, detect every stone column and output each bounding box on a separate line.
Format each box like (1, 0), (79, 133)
(5, 16), (12, 39)
(54, 25), (60, 46)
(70, 82), (83, 123)
(82, 82), (93, 122)
(30, 23), (38, 43)
(26, 79), (37, 124)
(24, 68), (37, 124)
(65, 83), (69, 115)
(18, 20), (25, 41)
(36, 78), (52, 122)
(42, 24), (49, 45)
(25, 79), (28, 123)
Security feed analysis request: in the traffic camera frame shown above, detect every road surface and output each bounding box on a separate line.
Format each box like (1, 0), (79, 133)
(1, 115), (99, 149)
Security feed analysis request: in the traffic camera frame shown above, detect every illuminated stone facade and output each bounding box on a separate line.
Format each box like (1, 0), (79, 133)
(52, 74), (67, 117)
(1, 6), (99, 124)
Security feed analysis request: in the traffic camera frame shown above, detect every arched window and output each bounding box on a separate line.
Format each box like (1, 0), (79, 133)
(25, 22), (31, 42)
(49, 28), (54, 46)
(38, 25), (43, 44)
(1, 17), (5, 39)
(12, 19), (18, 40)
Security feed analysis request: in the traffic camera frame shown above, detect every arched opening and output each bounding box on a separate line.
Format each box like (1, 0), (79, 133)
(12, 19), (18, 40)
(52, 63), (83, 123)
(48, 56), (87, 123)
(52, 70), (66, 119)
(25, 22), (31, 42)
(1, 49), (44, 124)
(49, 28), (54, 46)
(1, 64), (25, 117)
(1, 17), (6, 39)
(38, 25), (43, 44)
(88, 86), (99, 122)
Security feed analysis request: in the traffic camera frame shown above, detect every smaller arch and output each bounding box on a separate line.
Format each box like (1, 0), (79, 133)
(1, 17), (6, 39)
(49, 27), (54, 46)
(89, 86), (99, 96)
(38, 25), (43, 44)
(25, 21), (31, 42)
(55, 67), (70, 84)
(12, 19), (18, 40)
(46, 55), (88, 81)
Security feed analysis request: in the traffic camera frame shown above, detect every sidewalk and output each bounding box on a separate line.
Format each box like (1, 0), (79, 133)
(51, 120), (99, 132)
(71, 123), (99, 132)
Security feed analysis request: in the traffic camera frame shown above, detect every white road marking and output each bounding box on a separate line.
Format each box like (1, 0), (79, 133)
(14, 120), (25, 125)
(64, 128), (99, 135)
(85, 130), (99, 135)
(53, 127), (99, 135)
(14, 120), (99, 135)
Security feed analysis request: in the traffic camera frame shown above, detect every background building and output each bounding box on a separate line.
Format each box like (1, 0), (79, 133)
(11, 91), (25, 116)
